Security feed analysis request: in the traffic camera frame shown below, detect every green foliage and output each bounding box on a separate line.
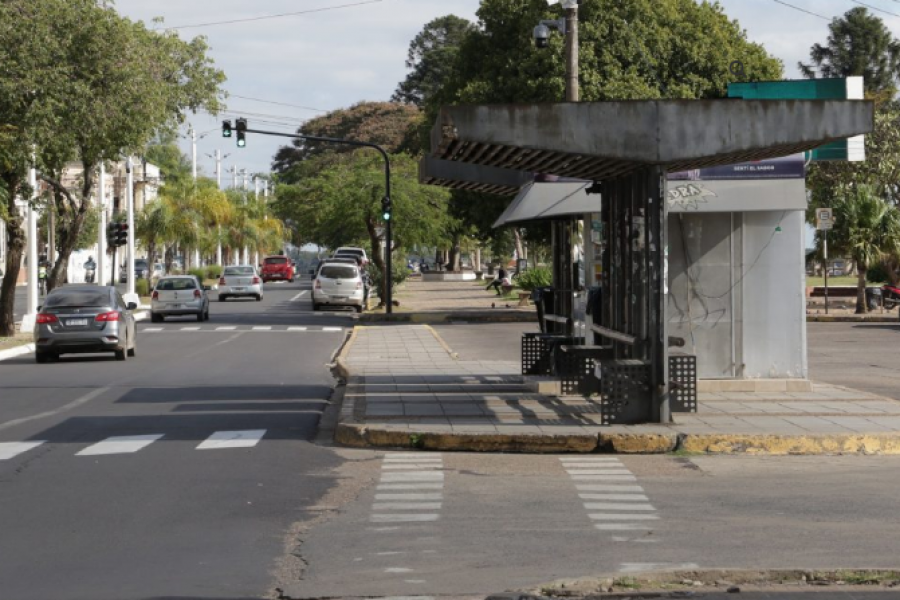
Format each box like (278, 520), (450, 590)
(865, 262), (890, 284)
(272, 102), (421, 176)
(369, 257), (410, 302)
(205, 265), (223, 280)
(144, 133), (193, 186)
(392, 15), (475, 107)
(135, 279), (150, 297)
(799, 7), (900, 95)
(188, 267), (206, 282)
(515, 266), (552, 291)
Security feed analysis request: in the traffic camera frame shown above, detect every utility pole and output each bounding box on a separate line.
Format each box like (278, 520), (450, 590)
(98, 163), (107, 285)
(126, 157), (135, 296)
(215, 150), (223, 266)
(253, 177), (259, 268)
(558, 0), (579, 333)
(564, 0), (579, 103)
(25, 158), (38, 322)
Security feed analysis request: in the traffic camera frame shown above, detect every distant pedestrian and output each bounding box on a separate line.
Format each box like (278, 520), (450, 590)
(486, 266), (508, 296)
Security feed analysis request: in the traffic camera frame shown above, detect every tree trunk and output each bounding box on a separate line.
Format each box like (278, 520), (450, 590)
(448, 235), (461, 272)
(856, 261), (867, 314)
(49, 207), (86, 290)
(0, 217), (25, 337)
(365, 216), (386, 305)
(513, 228), (525, 263)
(886, 258), (899, 286)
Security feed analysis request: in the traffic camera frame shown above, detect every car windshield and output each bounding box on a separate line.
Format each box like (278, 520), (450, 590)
(44, 290), (110, 308)
(224, 267), (255, 276)
(264, 257), (288, 265)
(335, 250), (364, 258)
(319, 265), (358, 279)
(156, 278), (196, 291)
(135, 260), (149, 268)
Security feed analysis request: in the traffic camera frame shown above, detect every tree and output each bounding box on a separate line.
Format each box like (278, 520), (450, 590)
(799, 7), (900, 96)
(392, 15), (475, 107)
(145, 133), (193, 187)
(273, 152), (451, 301)
(825, 185), (900, 312)
(272, 102), (420, 176)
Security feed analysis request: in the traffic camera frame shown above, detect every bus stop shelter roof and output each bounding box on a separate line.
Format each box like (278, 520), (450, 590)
(423, 99), (873, 193)
(492, 181), (594, 228)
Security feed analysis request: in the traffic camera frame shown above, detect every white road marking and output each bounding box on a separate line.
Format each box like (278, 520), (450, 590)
(181, 326), (201, 331)
(290, 291), (308, 302)
(376, 551), (406, 556)
(385, 568), (414, 573)
(252, 326), (272, 331)
(322, 327), (343, 332)
(594, 523), (654, 531)
(579, 493), (650, 501)
(561, 456), (622, 462)
(383, 457), (443, 462)
(196, 429), (266, 450)
(216, 326), (237, 331)
(76, 434), (164, 456)
(372, 502), (442, 511)
(566, 469), (633, 475)
(375, 493), (443, 501)
(0, 387), (110, 432)
(382, 464), (443, 470)
(576, 484), (644, 492)
(0, 441), (46, 460)
(377, 483), (444, 490)
(288, 326), (308, 331)
(571, 474), (637, 481)
(388, 453), (443, 458)
(583, 502), (656, 511)
(370, 514), (440, 523)
(369, 526), (402, 532)
(380, 472), (444, 482)
(143, 327), (163, 332)
(381, 596), (433, 600)
(589, 513), (659, 521)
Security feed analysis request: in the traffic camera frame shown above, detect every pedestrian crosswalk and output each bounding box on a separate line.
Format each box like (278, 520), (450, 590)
(0, 429), (268, 460)
(139, 325), (343, 333)
(371, 453), (444, 525)
(560, 456), (660, 541)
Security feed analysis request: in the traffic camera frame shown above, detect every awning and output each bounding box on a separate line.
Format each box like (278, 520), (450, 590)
(493, 182), (595, 228)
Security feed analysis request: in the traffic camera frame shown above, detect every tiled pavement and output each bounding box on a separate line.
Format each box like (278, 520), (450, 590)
(339, 325), (900, 437)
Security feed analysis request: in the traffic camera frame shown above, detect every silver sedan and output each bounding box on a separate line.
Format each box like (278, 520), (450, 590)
(218, 265), (264, 301)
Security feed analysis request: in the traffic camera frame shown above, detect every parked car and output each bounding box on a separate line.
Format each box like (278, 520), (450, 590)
(313, 262), (365, 312)
(33, 285), (137, 363)
(333, 247), (368, 266)
(151, 276), (210, 322)
(260, 255), (295, 283)
(120, 258), (150, 283)
(218, 265), (263, 302)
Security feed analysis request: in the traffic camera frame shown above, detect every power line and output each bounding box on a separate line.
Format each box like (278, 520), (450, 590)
(850, 0), (900, 17)
(771, 0), (830, 20)
(229, 95), (327, 113)
(161, 0), (384, 30)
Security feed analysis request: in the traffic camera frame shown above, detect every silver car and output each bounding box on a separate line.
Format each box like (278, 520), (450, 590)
(218, 265), (263, 301)
(33, 285), (137, 363)
(313, 262), (365, 312)
(151, 276), (211, 322)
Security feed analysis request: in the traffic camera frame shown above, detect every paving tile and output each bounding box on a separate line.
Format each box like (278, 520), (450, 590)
(403, 404), (444, 417)
(366, 404), (405, 416)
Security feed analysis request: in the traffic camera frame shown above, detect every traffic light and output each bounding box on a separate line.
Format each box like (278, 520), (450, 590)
(106, 222), (117, 247)
(222, 120), (232, 138)
(235, 118), (247, 148)
(110, 223), (128, 247)
(381, 196), (392, 221)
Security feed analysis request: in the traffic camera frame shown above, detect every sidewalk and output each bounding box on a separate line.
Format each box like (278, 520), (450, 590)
(333, 324), (900, 455)
(360, 277), (536, 323)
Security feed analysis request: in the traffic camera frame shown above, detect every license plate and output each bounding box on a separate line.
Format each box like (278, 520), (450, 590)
(168, 303), (184, 309)
(67, 319), (88, 326)
(233, 287), (245, 291)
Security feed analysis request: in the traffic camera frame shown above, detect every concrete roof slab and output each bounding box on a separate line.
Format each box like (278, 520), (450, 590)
(430, 100), (873, 181)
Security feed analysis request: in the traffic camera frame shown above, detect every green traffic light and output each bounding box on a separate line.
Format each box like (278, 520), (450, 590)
(383, 212), (391, 221)
(237, 136), (246, 148)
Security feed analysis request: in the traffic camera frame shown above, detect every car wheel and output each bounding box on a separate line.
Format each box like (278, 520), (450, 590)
(255, 294), (262, 302)
(35, 351), (49, 364)
(355, 305), (363, 313)
(218, 295), (227, 302)
(196, 311), (204, 322)
(204, 307), (210, 321)
(150, 313), (162, 323)
(312, 303), (319, 311)
(115, 346), (127, 361)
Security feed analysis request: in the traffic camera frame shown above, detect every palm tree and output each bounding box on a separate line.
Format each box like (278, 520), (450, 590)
(825, 185), (900, 313)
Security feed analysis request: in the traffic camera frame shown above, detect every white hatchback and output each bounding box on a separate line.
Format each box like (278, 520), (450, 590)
(218, 265), (264, 302)
(313, 262), (364, 312)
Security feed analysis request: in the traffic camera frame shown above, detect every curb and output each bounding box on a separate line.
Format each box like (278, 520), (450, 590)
(0, 343), (36, 362)
(423, 324), (460, 359)
(807, 315), (898, 322)
(333, 423), (900, 455)
(359, 310), (536, 324)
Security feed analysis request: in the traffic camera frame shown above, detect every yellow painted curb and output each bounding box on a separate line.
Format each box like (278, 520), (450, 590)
(423, 324), (460, 360)
(600, 433), (678, 453)
(682, 433), (900, 455)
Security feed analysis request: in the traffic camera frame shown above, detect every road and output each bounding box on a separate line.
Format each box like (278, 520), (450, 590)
(3, 308), (900, 599)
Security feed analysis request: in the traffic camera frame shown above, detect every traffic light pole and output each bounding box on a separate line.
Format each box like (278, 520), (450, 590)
(239, 126), (393, 313)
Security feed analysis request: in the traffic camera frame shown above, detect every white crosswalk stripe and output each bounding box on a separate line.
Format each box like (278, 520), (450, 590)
(371, 453), (444, 524)
(561, 457), (660, 541)
(77, 434), (164, 456)
(197, 429), (266, 450)
(216, 326), (237, 331)
(251, 326), (272, 331)
(0, 441), (45, 460)
(143, 327), (163, 332)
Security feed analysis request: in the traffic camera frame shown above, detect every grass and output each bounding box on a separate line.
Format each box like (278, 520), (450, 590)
(806, 276), (883, 287)
(0, 333), (32, 352)
(612, 577), (642, 589)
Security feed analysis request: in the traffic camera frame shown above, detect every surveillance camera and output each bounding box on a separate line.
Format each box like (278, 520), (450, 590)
(533, 23), (550, 48)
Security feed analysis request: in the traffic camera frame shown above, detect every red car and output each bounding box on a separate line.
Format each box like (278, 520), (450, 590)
(260, 255), (295, 283)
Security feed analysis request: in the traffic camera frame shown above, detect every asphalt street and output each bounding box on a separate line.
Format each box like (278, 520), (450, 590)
(0, 278), (356, 600)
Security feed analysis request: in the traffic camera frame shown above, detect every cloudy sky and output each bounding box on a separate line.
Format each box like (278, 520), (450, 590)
(112, 0), (900, 181)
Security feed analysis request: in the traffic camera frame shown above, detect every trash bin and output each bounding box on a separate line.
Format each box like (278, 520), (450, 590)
(866, 287), (882, 310)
